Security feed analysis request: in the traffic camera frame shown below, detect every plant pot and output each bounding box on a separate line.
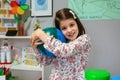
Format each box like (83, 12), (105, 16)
(18, 24), (24, 36)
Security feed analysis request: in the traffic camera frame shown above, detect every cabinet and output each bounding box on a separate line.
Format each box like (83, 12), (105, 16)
(0, 0), (17, 35)
(0, 37), (47, 80)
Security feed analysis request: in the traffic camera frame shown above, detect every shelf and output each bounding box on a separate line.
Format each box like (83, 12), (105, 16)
(0, 0), (18, 31)
(0, 63), (42, 71)
(10, 63), (42, 71)
(0, 35), (31, 39)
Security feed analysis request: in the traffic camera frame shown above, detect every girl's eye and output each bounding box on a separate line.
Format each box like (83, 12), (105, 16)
(61, 27), (66, 30)
(70, 23), (74, 27)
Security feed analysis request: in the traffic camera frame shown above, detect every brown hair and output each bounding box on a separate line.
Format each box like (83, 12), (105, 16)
(54, 8), (85, 36)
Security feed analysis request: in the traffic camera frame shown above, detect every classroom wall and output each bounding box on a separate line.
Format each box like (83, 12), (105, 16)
(10, 0), (120, 79)
(83, 20), (120, 76)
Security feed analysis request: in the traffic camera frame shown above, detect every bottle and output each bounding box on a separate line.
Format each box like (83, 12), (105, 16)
(0, 47), (5, 63)
(1, 39), (11, 63)
(6, 47), (11, 63)
(1, 40), (6, 63)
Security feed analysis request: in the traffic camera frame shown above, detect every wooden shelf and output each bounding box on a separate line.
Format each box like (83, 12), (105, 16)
(0, 0), (17, 31)
(10, 63), (42, 71)
(0, 63), (42, 71)
(0, 35), (31, 39)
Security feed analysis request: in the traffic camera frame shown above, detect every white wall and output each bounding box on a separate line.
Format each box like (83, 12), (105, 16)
(83, 20), (120, 76)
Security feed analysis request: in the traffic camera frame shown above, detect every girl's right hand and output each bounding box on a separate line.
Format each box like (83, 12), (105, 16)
(32, 39), (44, 55)
(30, 29), (49, 46)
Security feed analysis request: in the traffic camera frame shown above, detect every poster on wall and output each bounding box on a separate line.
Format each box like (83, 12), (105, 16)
(68, 0), (120, 20)
(31, 0), (53, 17)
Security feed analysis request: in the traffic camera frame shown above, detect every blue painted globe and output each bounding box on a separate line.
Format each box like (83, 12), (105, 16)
(37, 27), (66, 58)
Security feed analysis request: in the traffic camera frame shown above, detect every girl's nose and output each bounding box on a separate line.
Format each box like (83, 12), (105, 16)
(67, 27), (72, 32)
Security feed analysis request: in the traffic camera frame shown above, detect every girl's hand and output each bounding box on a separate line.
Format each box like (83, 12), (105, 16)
(30, 29), (41, 46)
(32, 39), (43, 54)
(30, 29), (49, 46)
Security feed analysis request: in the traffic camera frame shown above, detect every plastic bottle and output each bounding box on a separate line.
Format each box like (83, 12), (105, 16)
(0, 46), (6, 63)
(0, 39), (11, 63)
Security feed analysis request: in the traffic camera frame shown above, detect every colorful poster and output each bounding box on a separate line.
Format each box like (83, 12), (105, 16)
(68, 0), (120, 20)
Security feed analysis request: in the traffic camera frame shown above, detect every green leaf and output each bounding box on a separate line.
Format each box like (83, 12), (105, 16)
(14, 15), (21, 23)
(20, 4), (29, 10)
(23, 16), (29, 23)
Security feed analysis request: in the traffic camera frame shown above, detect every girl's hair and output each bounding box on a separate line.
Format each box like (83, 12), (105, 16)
(54, 8), (86, 36)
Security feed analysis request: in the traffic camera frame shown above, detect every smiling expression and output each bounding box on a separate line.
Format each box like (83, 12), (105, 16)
(60, 18), (79, 41)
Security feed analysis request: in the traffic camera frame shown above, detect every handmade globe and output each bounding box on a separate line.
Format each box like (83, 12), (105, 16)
(37, 27), (66, 58)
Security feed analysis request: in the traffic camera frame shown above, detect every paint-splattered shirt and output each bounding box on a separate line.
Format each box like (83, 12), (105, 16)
(35, 34), (91, 80)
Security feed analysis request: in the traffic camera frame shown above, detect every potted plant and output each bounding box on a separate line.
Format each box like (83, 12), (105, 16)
(10, 0), (29, 36)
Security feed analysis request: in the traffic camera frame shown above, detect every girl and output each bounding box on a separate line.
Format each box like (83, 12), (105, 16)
(31, 8), (91, 80)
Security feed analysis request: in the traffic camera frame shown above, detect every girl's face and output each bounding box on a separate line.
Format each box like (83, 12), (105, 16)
(60, 18), (79, 41)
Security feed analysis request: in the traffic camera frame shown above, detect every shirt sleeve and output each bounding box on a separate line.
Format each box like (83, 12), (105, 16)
(44, 34), (91, 57)
(35, 53), (53, 66)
